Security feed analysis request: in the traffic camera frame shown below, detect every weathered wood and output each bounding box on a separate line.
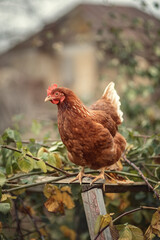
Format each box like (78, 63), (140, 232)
(81, 187), (112, 240)
(31, 176), (148, 193)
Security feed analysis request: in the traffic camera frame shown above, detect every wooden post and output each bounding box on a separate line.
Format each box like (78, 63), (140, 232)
(81, 186), (112, 240)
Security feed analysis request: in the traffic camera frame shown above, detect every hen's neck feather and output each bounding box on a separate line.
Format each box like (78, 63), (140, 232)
(57, 90), (90, 117)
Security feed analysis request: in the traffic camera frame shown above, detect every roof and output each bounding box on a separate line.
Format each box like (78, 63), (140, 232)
(1, 3), (160, 62)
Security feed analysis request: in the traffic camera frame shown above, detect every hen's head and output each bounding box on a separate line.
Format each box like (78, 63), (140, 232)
(45, 84), (65, 105)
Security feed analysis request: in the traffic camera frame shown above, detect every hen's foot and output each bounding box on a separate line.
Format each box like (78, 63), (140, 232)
(90, 168), (105, 185)
(69, 167), (92, 184)
(89, 170), (125, 185)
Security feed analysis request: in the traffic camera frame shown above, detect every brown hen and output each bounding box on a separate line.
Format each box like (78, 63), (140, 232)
(45, 82), (126, 184)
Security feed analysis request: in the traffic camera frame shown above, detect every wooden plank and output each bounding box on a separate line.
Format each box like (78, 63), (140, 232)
(81, 187), (112, 240)
(30, 176), (148, 193)
(81, 181), (148, 193)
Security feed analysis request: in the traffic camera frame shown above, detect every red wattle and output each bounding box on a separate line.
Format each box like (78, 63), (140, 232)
(52, 99), (59, 104)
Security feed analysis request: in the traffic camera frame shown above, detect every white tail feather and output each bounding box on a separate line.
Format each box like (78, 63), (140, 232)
(103, 82), (123, 122)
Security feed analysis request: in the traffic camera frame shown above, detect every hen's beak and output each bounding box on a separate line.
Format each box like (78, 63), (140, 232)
(44, 95), (53, 102)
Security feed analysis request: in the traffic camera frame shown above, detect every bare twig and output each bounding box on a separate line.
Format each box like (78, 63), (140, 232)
(1, 144), (71, 176)
(94, 206), (158, 240)
(19, 198), (45, 240)
(113, 206), (158, 223)
(133, 134), (151, 138)
(2, 175), (70, 193)
(14, 200), (24, 240)
(123, 155), (160, 200)
(7, 171), (48, 181)
(141, 163), (156, 179)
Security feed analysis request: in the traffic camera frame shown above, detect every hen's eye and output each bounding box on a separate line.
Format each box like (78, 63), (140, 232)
(55, 92), (59, 96)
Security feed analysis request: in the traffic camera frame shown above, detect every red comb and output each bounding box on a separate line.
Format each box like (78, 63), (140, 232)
(47, 84), (58, 96)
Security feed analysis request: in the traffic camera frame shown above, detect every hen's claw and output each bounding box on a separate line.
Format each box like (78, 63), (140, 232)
(69, 167), (90, 184)
(69, 171), (84, 184)
(90, 169), (105, 185)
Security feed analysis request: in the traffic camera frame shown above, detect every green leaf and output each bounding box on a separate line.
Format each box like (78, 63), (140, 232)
(5, 128), (14, 140)
(46, 153), (62, 171)
(0, 203), (10, 214)
(37, 147), (48, 158)
(116, 224), (144, 240)
(0, 173), (6, 187)
(29, 138), (35, 144)
(49, 141), (65, 154)
(128, 225), (144, 240)
(116, 225), (132, 240)
(52, 153), (62, 168)
(94, 215), (102, 235)
(18, 156), (34, 173)
(133, 211), (143, 224)
(16, 141), (22, 150)
(0, 187), (2, 200)
(37, 160), (47, 173)
(31, 120), (42, 135)
(6, 157), (13, 175)
(2, 128), (21, 144)
(49, 145), (58, 152)
(155, 167), (160, 180)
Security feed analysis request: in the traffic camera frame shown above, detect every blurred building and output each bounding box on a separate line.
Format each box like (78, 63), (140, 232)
(0, 3), (159, 132)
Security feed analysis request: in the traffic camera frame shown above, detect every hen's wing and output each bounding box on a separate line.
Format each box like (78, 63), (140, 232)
(90, 82), (123, 126)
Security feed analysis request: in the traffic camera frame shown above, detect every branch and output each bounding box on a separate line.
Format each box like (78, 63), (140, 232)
(113, 206), (158, 223)
(7, 171), (49, 181)
(1, 145), (72, 176)
(14, 199), (24, 240)
(2, 175), (72, 193)
(123, 155), (160, 200)
(94, 206), (158, 240)
(133, 134), (152, 139)
(5, 169), (158, 193)
(141, 163), (156, 179)
(19, 198), (45, 240)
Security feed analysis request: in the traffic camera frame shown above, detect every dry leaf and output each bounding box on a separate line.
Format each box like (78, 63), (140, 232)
(44, 185), (75, 214)
(1, 194), (16, 201)
(60, 225), (76, 240)
(44, 196), (64, 214)
(61, 186), (72, 194)
(62, 192), (75, 209)
(0, 222), (2, 233)
(119, 192), (130, 211)
(43, 184), (57, 199)
(19, 206), (35, 216)
(144, 225), (154, 240)
(145, 208), (160, 239)
(53, 188), (63, 202)
(107, 159), (123, 171)
(151, 207), (160, 237)
(40, 228), (48, 237)
(105, 193), (117, 200)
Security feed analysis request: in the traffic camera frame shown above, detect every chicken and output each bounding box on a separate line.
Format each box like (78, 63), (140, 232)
(45, 82), (126, 184)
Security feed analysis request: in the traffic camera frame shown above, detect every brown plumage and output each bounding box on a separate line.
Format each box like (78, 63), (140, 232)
(45, 82), (126, 183)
